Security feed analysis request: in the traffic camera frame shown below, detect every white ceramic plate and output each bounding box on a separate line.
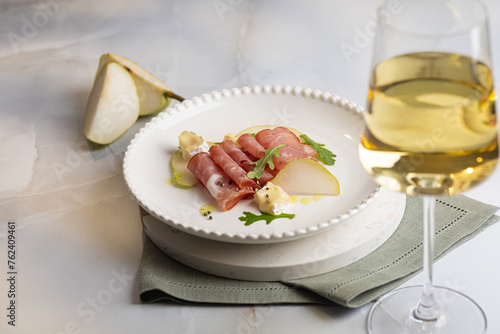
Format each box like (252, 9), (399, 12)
(123, 85), (380, 244)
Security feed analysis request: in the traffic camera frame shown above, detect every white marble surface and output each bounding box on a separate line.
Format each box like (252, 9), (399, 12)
(0, 0), (499, 333)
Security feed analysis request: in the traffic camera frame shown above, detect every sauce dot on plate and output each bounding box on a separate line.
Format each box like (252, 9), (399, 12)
(199, 204), (217, 218)
(300, 197), (313, 204)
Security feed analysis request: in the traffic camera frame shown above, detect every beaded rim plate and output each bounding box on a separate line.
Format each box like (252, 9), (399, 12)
(123, 85), (380, 244)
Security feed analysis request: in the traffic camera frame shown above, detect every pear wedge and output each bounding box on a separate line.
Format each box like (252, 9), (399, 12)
(98, 53), (183, 115)
(83, 62), (140, 145)
(271, 158), (340, 195)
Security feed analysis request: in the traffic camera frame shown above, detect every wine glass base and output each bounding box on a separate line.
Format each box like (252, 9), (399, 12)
(367, 286), (486, 334)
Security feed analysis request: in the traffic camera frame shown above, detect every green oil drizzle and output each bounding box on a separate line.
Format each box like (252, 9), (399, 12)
(200, 204), (216, 219)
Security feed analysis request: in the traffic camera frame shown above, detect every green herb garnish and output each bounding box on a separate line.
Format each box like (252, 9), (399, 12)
(247, 144), (286, 179)
(239, 211), (295, 226)
(300, 134), (336, 165)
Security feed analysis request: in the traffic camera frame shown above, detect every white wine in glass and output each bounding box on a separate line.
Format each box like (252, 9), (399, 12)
(359, 0), (498, 333)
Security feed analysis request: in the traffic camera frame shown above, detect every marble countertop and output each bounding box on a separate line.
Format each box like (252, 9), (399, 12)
(1, 0), (500, 333)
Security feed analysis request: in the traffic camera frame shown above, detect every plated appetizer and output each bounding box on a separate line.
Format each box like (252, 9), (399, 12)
(171, 125), (340, 219)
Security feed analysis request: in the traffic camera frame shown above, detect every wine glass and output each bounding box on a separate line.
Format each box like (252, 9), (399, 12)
(358, 0), (498, 332)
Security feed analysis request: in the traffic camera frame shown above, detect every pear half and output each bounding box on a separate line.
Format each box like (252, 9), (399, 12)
(83, 62), (140, 145)
(98, 53), (181, 115)
(271, 158), (340, 195)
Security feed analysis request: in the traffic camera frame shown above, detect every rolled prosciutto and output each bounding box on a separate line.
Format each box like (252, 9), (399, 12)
(220, 140), (275, 185)
(187, 152), (254, 211)
(209, 144), (258, 190)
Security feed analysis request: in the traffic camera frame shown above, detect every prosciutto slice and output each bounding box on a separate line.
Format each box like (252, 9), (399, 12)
(209, 144), (258, 190)
(187, 152), (254, 211)
(247, 127), (316, 171)
(255, 127), (316, 155)
(220, 140), (275, 185)
(237, 134), (265, 159)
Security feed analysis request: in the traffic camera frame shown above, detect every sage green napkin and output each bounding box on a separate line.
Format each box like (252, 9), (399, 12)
(139, 195), (499, 308)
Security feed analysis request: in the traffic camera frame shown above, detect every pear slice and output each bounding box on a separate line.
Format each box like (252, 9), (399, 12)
(271, 158), (340, 195)
(83, 62), (140, 145)
(171, 150), (199, 187)
(98, 53), (184, 116)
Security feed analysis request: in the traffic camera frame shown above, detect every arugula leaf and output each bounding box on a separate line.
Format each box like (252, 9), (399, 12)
(239, 211), (295, 226)
(300, 134), (336, 165)
(247, 144), (286, 179)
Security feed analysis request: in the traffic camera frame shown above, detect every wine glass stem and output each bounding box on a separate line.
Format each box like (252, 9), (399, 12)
(413, 196), (442, 321)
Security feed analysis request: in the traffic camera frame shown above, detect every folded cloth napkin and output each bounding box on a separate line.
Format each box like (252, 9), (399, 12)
(139, 195), (499, 308)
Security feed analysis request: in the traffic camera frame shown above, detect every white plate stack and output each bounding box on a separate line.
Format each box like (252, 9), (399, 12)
(124, 86), (406, 281)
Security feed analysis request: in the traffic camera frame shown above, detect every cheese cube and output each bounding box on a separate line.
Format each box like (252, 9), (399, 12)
(254, 182), (291, 215)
